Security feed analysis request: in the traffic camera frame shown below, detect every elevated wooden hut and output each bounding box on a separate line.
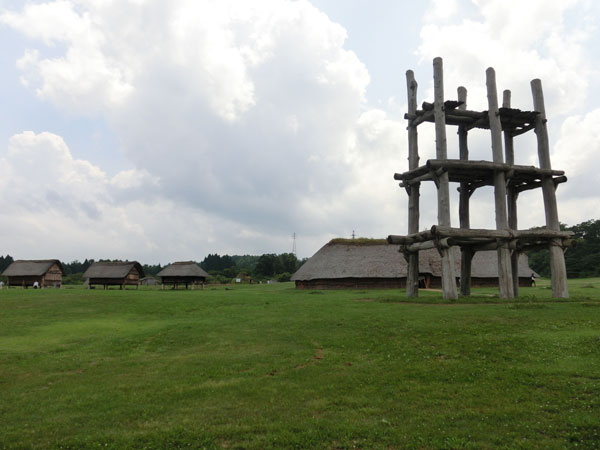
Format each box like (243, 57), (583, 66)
(291, 239), (538, 290)
(83, 261), (144, 289)
(157, 262), (208, 289)
(1, 260), (64, 288)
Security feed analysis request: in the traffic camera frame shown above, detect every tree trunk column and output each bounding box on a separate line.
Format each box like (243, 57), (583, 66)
(486, 68), (514, 299)
(503, 89), (520, 296)
(406, 70), (420, 297)
(457, 85), (473, 296)
(433, 57), (458, 300)
(531, 79), (568, 298)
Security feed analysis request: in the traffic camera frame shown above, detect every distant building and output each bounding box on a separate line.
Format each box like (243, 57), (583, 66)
(1, 260), (64, 288)
(157, 261), (208, 289)
(83, 261), (144, 289)
(291, 239), (539, 289)
(140, 276), (158, 286)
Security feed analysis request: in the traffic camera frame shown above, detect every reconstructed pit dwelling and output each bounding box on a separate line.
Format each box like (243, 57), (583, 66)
(388, 57), (571, 300)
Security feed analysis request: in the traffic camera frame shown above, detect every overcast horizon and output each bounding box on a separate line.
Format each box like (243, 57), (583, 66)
(1, 0), (599, 264)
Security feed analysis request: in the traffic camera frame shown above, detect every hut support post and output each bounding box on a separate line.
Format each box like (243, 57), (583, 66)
(531, 79), (568, 298)
(406, 70), (420, 297)
(457, 86), (473, 296)
(433, 58), (458, 300)
(503, 90), (520, 296)
(486, 68), (514, 299)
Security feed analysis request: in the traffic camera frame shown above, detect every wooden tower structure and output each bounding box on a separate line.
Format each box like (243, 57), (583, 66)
(388, 57), (572, 299)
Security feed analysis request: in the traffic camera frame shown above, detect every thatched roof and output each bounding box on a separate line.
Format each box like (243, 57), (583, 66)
(157, 262), (208, 278)
(291, 240), (538, 281)
(1, 260), (64, 277)
(83, 261), (145, 279)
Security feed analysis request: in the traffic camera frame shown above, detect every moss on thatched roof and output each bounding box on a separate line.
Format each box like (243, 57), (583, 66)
(327, 238), (388, 246)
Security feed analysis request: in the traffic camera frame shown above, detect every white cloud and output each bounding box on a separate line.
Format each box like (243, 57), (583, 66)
(417, 0), (593, 115)
(1, 0), (597, 263)
(1, 0), (403, 260)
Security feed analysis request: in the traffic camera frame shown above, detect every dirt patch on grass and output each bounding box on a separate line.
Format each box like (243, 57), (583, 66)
(294, 341), (323, 369)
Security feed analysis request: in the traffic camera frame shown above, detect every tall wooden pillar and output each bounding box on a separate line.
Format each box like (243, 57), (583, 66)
(457, 86), (473, 296)
(406, 70), (420, 297)
(486, 68), (514, 299)
(531, 79), (568, 298)
(433, 57), (458, 300)
(503, 90), (520, 296)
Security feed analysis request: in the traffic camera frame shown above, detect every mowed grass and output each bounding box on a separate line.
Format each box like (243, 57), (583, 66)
(1, 281), (599, 449)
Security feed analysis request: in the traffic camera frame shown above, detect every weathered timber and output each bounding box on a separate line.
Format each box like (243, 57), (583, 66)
(433, 57), (458, 300)
(402, 237), (451, 253)
(406, 70), (420, 297)
(457, 86), (472, 296)
(406, 106), (538, 132)
(532, 79), (568, 298)
(430, 226), (572, 240)
(503, 90), (520, 296)
(388, 230), (434, 245)
(514, 176), (567, 193)
(395, 160), (564, 183)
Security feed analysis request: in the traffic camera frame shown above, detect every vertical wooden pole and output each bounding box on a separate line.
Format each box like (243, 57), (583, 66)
(406, 70), (420, 297)
(457, 86), (473, 296)
(531, 79), (568, 298)
(433, 57), (458, 300)
(503, 89), (520, 296)
(486, 67), (514, 299)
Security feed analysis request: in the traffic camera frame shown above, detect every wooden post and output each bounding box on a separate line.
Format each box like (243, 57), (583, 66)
(486, 67), (514, 298)
(531, 79), (568, 298)
(433, 57), (458, 300)
(406, 70), (420, 297)
(457, 86), (473, 296)
(503, 89), (520, 296)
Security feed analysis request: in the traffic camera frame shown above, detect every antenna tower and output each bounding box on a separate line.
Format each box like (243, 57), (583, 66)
(292, 232), (297, 256)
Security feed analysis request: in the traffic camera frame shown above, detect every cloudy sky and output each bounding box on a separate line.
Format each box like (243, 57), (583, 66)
(0, 0), (598, 263)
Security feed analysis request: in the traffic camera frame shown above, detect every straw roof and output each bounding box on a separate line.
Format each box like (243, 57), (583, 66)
(83, 261), (145, 279)
(1, 260), (64, 277)
(292, 240), (538, 281)
(157, 262), (208, 278)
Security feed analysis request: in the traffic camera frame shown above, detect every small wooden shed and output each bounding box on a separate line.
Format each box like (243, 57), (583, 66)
(83, 261), (144, 289)
(1, 259), (64, 288)
(157, 261), (208, 289)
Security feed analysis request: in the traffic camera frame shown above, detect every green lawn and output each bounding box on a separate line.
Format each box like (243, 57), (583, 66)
(1, 281), (599, 449)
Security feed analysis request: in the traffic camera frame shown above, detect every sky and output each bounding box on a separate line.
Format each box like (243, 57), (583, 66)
(0, 0), (599, 264)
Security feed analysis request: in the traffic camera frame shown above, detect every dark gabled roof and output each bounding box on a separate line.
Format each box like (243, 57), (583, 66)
(291, 241), (538, 281)
(83, 261), (145, 279)
(157, 261), (209, 278)
(1, 260), (64, 277)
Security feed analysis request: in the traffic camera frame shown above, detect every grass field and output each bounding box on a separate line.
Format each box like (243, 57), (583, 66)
(1, 280), (599, 449)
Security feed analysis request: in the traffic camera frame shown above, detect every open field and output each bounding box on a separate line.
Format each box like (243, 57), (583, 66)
(1, 280), (600, 449)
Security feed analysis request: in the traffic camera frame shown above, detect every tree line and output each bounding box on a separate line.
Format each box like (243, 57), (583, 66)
(528, 219), (600, 278)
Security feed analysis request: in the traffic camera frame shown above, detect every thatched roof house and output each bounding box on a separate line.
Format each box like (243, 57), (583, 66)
(157, 262), (208, 289)
(1, 260), (64, 288)
(83, 261), (144, 289)
(292, 239), (538, 289)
